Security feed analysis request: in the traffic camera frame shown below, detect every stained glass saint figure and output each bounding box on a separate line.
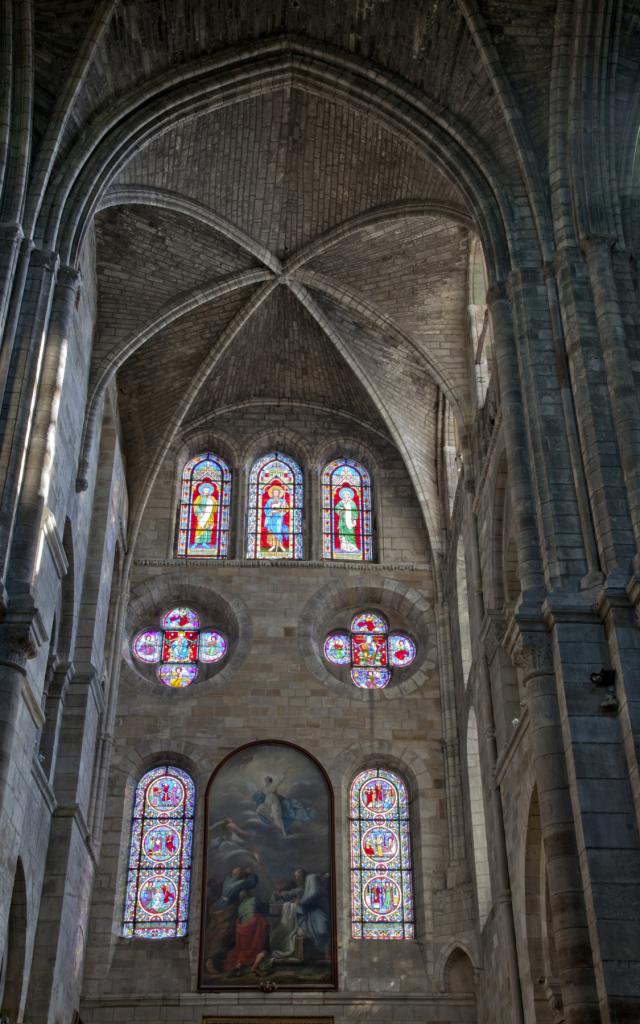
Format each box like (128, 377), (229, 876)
(350, 768), (414, 939)
(247, 452), (303, 559)
(177, 453), (231, 558)
(323, 611), (415, 689)
(322, 459), (372, 561)
(123, 766), (195, 938)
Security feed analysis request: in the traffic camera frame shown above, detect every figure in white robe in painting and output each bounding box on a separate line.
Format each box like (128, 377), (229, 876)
(252, 775), (317, 837)
(269, 869), (330, 961)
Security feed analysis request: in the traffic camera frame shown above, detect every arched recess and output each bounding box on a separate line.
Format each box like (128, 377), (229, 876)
(525, 788), (563, 1023)
(466, 708), (490, 927)
(1, 858), (27, 1020)
(456, 536), (472, 685)
(444, 945), (476, 998)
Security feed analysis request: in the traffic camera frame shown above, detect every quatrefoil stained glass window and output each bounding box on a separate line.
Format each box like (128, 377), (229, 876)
(323, 611), (416, 689)
(133, 606), (227, 687)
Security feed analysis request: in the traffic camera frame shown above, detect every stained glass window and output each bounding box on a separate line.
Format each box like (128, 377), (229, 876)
(132, 606), (227, 688)
(123, 766), (195, 938)
(324, 611), (416, 689)
(246, 452), (303, 560)
(322, 458), (372, 561)
(177, 452), (231, 558)
(350, 768), (414, 939)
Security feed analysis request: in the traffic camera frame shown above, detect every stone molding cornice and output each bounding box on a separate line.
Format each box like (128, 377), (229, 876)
(132, 558), (432, 573)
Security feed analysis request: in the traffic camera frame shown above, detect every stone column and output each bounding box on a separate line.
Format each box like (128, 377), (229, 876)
(582, 234), (640, 562)
(486, 284), (545, 597)
(509, 621), (600, 1024)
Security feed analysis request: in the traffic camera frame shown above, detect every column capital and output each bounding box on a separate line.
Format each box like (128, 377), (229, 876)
(504, 614), (554, 679)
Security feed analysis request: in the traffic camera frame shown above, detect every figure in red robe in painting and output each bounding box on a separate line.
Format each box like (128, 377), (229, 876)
(223, 890), (269, 975)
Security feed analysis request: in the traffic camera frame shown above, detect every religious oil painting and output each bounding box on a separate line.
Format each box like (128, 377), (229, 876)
(200, 741), (335, 989)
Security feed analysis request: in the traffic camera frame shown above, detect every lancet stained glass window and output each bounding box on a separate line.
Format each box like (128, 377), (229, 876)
(323, 611), (416, 689)
(123, 766), (195, 938)
(350, 768), (414, 939)
(246, 452), (303, 560)
(322, 458), (372, 561)
(132, 606), (227, 688)
(177, 452), (231, 558)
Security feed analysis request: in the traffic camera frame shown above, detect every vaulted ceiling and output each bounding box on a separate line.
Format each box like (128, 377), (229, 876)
(30, 0), (640, 558)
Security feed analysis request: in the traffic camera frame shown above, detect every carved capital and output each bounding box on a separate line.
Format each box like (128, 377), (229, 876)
(511, 629), (554, 678)
(55, 264), (82, 306)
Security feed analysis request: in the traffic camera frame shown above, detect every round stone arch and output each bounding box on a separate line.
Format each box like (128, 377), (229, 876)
(239, 428), (312, 560)
(122, 572), (251, 694)
(168, 429), (242, 560)
(298, 576), (437, 701)
(311, 436), (383, 563)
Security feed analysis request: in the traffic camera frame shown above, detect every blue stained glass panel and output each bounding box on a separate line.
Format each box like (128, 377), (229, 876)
(323, 631), (351, 665)
(351, 667), (391, 689)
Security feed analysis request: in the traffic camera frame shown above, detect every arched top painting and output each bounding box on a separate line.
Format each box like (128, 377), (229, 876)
(246, 453), (303, 560)
(177, 452), (231, 558)
(322, 458), (373, 561)
(199, 741), (335, 990)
